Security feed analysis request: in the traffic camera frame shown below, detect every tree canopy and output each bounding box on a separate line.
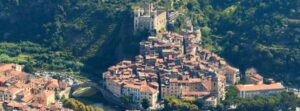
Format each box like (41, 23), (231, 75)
(63, 98), (103, 111)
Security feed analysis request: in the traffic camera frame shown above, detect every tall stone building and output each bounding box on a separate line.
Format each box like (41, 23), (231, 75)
(211, 72), (226, 103)
(133, 3), (167, 34)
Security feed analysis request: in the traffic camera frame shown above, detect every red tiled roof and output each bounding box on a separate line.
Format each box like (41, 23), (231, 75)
(140, 85), (158, 94)
(236, 83), (284, 91)
(202, 80), (212, 91)
(7, 101), (24, 108)
(124, 83), (140, 89)
(170, 78), (201, 83)
(45, 79), (59, 88)
(0, 64), (14, 72)
(225, 66), (239, 74)
(7, 70), (29, 80)
(149, 82), (159, 87)
(254, 74), (263, 79)
(7, 87), (22, 94)
(21, 94), (33, 103)
(182, 91), (210, 96)
(0, 74), (11, 82)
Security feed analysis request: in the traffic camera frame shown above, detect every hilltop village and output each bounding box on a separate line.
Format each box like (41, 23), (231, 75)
(102, 3), (286, 110)
(0, 64), (72, 110)
(103, 27), (285, 109)
(0, 2), (297, 111)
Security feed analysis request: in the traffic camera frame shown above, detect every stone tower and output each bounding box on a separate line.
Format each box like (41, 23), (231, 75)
(211, 71), (226, 103)
(134, 8), (142, 34)
(195, 28), (202, 44)
(144, 3), (154, 15)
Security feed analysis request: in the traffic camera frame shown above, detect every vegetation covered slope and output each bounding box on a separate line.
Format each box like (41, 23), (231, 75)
(0, 0), (143, 77)
(0, 0), (299, 86)
(167, 0), (300, 86)
(210, 0), (300, 86)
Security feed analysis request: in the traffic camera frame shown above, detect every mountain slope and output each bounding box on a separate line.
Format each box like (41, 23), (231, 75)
(0, 0), (299, 85)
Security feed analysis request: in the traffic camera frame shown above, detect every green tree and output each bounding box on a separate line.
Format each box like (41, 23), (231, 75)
(189, 104), (199, 111)
(201, 26), (211, 37)
(193, 99), (204, 108)
(121, 96), (131, 103)
(63, 98), (100, 111)
(224, 85), (240, 105)
(141, 98), (150, 109)
(23, 64), (34, 73)
(279, 92), (299, 110)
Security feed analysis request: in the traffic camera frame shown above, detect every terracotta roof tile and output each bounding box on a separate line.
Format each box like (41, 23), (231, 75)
(236, 83), (284, 91)
(0, 64), (14, 72)
(140, 85), (158, 94)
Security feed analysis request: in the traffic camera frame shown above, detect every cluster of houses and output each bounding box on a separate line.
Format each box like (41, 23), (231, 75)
(105, 2), (295, 108)
(0, 64), (72, 111)
(103, 22), (289, 109)
(103, 26), (242, 108)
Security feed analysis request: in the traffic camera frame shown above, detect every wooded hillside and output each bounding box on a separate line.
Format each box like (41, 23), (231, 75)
(0, 0), (299, 86)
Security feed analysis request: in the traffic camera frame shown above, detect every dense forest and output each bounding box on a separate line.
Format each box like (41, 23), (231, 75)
(0, 0), (299, 86)
(167, 0), (300, 86)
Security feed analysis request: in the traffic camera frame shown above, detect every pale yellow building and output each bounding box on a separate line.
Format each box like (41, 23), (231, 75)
(236, 83), (284, 98)
(58, 87), (71, 99)
(139, 85), (159, 106)
(222, 66), (240, 85)
(122, 83), (159, 106)
(32, 90), (56, 106)
(162, 78), (210, 98)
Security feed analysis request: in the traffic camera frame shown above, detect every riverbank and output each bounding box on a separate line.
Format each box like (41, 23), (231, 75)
(70, 85), (121, 111)
(74, 96), (120, 111)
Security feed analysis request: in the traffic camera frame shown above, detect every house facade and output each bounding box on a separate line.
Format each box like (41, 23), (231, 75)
(236, 83), (285, 98)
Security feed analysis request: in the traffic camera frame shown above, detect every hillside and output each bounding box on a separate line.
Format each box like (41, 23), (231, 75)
(207, 0), (300, 86)
(0, 0), (144, 77)
(0, 0), (299, 86)
(165, 0), (300, 86)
